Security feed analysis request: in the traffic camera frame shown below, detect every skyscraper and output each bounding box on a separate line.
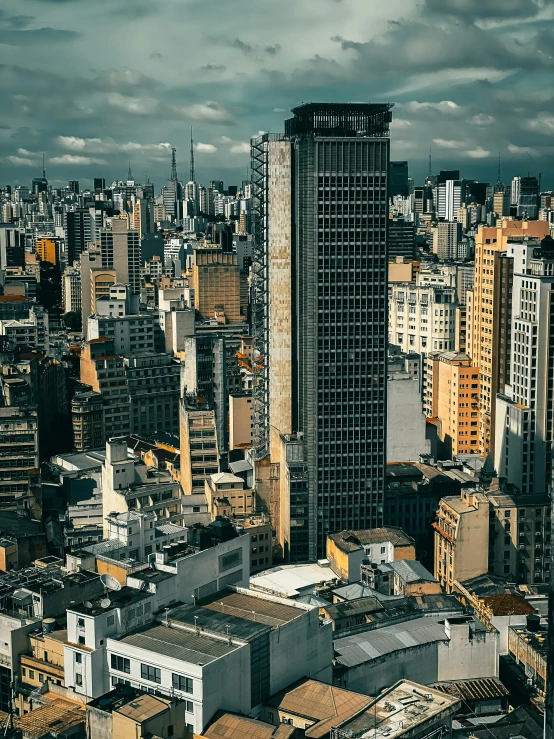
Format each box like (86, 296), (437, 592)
(99, 216), (141, 293)
(389, 161), (409, 198)
(252, 102), (392, 560)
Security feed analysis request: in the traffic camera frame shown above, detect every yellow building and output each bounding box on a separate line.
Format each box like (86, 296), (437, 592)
(19, 627), (67, 711)
(35, 238), (57, 266)
(424, 351), (480, 457)
(433, 489), (489, 593)
(466, 220), (550, 455)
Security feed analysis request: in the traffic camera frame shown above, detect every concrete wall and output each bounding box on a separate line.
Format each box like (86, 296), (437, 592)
(268, 140), (293, 463)
(335, 642), (440, 695)
(387, 375), (429, 462)
(438, 619), (498, 680)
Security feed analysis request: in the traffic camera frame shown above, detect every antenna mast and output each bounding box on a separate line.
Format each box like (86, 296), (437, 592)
(497, 152), (501, 184)
(190, 127), (195, 183)
(42, 153), (46, 180)
(170, 147), (178, 182)
(428, 143), (432, 178)
(128, 159), (132, 182)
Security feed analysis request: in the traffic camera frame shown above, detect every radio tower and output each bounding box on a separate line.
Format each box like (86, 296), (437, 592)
(190, 127), (195, 183)
(427, 143), (432, 178)
(170, 147), (178, 181)
(42, 153), (46, 180)
(127, 159), (133, 182)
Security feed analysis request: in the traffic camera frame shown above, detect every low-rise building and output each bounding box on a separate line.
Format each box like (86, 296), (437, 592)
(333, 613), (498, 696)
(106, 588), (332, 732)
(327, 528), (415, 583)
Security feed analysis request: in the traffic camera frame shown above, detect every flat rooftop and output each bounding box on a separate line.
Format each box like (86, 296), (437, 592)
(70, 586), (151, 617)
(167, 590), (306, 640)
(118, 623), (240, 665)
(250, 563), (338, 598)
(336, 680), (459, 739)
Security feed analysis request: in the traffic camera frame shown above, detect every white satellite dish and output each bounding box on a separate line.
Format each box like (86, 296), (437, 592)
(83, 601), (93, 609)
(100, 574), (122, 592)
(100, 598), (112, 609)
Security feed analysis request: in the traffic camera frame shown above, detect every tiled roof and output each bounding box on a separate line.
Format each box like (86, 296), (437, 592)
(266, 679), (372, 738)
(430, 677), (509, 702)
(205, 712), (295, 739)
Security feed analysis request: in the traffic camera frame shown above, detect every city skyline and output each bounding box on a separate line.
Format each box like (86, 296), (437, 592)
(2, 0), (554, 188)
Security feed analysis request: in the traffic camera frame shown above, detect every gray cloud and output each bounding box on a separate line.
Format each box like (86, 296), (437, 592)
(201, 64), (227, 71)
(423, 0), (551, 21)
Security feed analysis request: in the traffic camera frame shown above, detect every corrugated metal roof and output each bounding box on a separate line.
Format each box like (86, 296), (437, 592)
(430, 677), (510, 702)
(334, 616), (448, 667)
(118, 624), (240, 664)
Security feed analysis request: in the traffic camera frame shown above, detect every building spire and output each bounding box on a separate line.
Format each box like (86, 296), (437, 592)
(170, 147), (178, 181)
(428, 143), (432, 178)
(128, 159), (133, 182)
(42, 153), (46, 180)
(190, 126), (195, 183)
(497, 152), (501, 184)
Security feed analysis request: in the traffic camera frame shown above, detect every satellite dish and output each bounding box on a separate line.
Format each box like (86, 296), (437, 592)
(100, 598), (112, 609)
(84, 601), (93, 609)
(100, 574), (122, 592)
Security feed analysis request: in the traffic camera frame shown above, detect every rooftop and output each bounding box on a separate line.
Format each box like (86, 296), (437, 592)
(117, 623), (241, 665)
(324, 597), (383, 621)
(335, 680), (459, 739)
(329, 527), (414, 553)
(204, 712), (295, 739)
(482, 594), (536, 616)
(429, 677), (509, 703)
(0, 697), (85, 738)
(167, 589), (306, 639)
(250, 563), (338, 598)
(389, 559), (438, 584)
(509, 623), (548, 657)
(69, 586), (151, 617)
(266, 679), (372, 738)
(116, 693), (171, 722)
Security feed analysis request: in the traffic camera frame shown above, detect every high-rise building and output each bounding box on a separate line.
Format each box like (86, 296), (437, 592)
(0, 406), (39, 513)
(432, 221), (461, 260)
(131, 199), (155, 238)
(389, 161), (409, 198)
(466, 220), (550, 457)
(93, 178), (105, 194)
(389, 281), (457, 355)
(68, 180), (80, 194)
(517, 176), (539, 219)
(99, 216), (141, 293)
(0, 225), (26, 269)
(66, 208), (95, 265)
(35, 238), (58, 266)
(388, 216), (416, 259)
(493, 189), (511, 217)
(251, 102), (392, 560)
(495, 236), (554, 495)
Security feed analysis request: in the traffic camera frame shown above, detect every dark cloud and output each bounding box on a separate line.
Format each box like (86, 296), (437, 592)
(0, 11), (80, 44)
(423, 0), (551, 21)
(201, 64), (227, 71)
(264, 44), (281, 55)
(229, 38), (254, 54)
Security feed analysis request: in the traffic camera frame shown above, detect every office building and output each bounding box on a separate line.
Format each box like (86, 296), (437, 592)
(517, 176), (539, 219)
(0, 406), (39, 513)
(495, 236), (554, 495)
(71, 391), (105, 452)
(435, 181), (463, 221)
(0, 225), (25, 269)
(432, 221), (462, 260)
(191, 246), (245, 323)
(466, 220), (550, 456)
(66, 208), (95, 265)
(388, 216), (416, 259)
(389, 160), (409, 198)
(100, 216), (141, 294)
(80, 246), (117, 335)
(179, 399), (220, 495)
(62, 266), (82, 316)
(35, 238), (58, 266)
(493, 189), (511, 217)
(252, 102), (391, 560)
(124, 352), (181, 436)
(131, 199), (155, 238)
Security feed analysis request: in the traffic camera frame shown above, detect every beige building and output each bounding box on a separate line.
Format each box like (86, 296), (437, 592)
(191, 246), (244, 323)
(204, 472), (255, 518)
(80, 245), (117, 335)
(466, 219), (550, 455)
(179, 400), (219, 495)
(20, 628), (66, 695)
(433, 489), (489, 592)
(424, 351), (480, 457)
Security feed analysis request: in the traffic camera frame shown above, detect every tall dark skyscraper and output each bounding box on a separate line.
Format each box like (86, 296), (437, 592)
(389, 161), (409, 198)
(252, 102), (391, 560)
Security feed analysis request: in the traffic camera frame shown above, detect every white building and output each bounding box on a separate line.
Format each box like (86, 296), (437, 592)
(62, 266), (82, 315)
(389, 280), (458, 354)
(495, 236), (554, 494)
(106, 588), (332, 733)
(432, 221), (462, 260)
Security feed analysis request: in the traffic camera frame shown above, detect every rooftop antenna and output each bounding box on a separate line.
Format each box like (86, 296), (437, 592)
(497, 152), (501, 184)
(190, 126), (195, 183)
(170, 147), (178, 182)
(427, 143), (432, 178)
(42, 153), (46, 180)
(128, 159), (132, 182)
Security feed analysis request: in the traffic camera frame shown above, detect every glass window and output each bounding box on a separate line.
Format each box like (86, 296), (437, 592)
(172, 674), (193, 693)
(111, 655), (130, 674)
(141, 664), (161, 684)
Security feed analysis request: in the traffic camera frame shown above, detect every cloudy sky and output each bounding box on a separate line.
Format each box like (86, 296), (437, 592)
(2, 0), (554, 190)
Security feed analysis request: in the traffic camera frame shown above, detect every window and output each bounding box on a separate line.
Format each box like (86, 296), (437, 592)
(21, 668), (26, 677)
(75, 674), (82, 686)
(380, 547), (386, 554)
(75, 653), (82, 664)
(107, 615), (115, 627)
(77, 618), (85, 628)
(219, 548), (242, 572)
(186, 701), (194, 713)
(39, 674), (44, 683)
(168, 727), (174, 738)
(111, 655), (130, 674)
(29, 671), (34, 680)
(78, 636), (85, 645)
(186, 725), (194, 734)
(141, 664), (161, 684)
(172, 674), (193, 693)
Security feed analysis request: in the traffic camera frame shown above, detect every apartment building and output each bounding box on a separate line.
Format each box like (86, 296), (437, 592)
(423, 352), (480, 457)
(433, 489), (489, 592)
(466, 220), (550, 456)
(389, 281), (457, 354)
(179, 401), (220, 495)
